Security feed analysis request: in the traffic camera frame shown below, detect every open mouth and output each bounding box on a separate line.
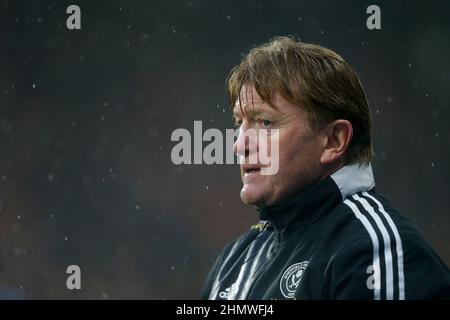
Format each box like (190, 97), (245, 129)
(242, 166), (261, 175)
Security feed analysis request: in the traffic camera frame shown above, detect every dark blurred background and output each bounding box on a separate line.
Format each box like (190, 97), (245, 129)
(0, 0), (449, 299)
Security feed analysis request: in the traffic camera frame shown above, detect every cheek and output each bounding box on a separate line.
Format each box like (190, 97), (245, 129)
(278, 135), (320, 170)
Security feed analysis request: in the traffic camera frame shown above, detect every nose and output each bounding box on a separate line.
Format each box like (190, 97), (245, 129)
(233, 123), (258, 158)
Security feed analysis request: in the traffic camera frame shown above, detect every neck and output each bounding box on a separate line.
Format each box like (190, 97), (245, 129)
(317, 159), (346, 184)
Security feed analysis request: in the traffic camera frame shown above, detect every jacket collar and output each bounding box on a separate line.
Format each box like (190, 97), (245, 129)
(257, 163), (375, 230)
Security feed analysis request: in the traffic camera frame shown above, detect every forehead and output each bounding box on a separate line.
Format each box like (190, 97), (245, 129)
(237, 86), (264, 105)
(233, 86), (278, 115)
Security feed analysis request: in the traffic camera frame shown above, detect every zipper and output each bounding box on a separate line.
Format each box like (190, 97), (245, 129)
(244, 226), (282, 299)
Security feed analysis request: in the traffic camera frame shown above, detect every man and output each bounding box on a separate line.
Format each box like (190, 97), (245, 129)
(201, 36), (450, 300)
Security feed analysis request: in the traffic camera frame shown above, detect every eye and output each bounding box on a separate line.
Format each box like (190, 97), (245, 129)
(259, 119), (273, 128)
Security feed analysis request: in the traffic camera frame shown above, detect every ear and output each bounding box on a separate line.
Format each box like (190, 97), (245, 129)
(320, 119), (353, 165)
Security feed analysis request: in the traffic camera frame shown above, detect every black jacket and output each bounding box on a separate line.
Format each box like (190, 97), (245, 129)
(201, 164), (450, 300)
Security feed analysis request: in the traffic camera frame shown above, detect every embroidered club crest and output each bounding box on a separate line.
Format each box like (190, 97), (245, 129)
(280, 261), (309, 298)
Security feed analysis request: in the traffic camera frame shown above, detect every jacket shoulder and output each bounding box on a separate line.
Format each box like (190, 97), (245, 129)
(335, 190), (422, 241)
(324, 190), (450, 299)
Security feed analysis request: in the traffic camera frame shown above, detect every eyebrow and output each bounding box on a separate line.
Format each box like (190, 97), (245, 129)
(233, 102), (276, 119)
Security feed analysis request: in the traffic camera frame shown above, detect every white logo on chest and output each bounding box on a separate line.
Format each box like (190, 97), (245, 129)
(279, 261), (309, 298)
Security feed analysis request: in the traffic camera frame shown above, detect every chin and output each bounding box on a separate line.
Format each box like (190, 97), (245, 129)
(240, 185), (271, 207)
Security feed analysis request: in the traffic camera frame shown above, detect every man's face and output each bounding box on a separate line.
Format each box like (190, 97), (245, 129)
(233, 86), (326, 208)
